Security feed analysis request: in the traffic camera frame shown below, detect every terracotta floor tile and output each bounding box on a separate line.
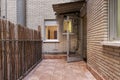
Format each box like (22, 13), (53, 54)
(39, 74), (51, 80)
(51, 73), (63, 80)
(23, 59), (96, 80)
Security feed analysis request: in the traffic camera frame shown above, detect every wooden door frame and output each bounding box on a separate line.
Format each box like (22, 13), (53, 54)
(81, 14), (87, 62)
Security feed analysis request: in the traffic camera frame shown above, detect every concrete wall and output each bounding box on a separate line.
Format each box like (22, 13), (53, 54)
(0, 0), (1, 17)
(87, 0), (120, 80)
(1, 0), (26, 25)
(1, 0), (17, 23)
(26, 0), (79, 30)
(17, 0), (26, 26)
(26, 0), (79, 53)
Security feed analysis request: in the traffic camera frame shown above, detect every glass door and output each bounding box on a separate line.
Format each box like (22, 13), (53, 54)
(64, 18), (82, 62)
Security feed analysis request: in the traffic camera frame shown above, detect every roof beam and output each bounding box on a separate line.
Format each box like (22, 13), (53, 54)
(53, 1), (85, 14)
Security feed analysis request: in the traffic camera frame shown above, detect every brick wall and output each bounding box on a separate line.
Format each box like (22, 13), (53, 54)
(87, 0), (120, 80)
(26, 0), (79, 30)
(26, 0), (79, 53)
(0, 0), (80, 54)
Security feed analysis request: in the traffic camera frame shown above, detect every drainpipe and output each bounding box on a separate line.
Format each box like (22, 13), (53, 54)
(5, 0), (10, 80)
(67, 16), (70, 62)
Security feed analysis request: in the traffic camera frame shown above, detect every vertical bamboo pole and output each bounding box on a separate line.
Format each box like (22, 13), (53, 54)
(0, 19), (1, 80)
(38, 26), (43, 59)
(1, 19), (5, 80)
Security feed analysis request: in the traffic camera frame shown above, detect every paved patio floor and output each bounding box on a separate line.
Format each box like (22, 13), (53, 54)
(23, 59), (96, 80)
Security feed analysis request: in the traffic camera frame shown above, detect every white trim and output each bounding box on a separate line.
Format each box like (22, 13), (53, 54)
(109, 0), (115, 40)
(108, 0), (110, 40)
(45, 20), (57, 26)
(44, 20), (59, 41)
(43, 40), (59, 43)
(62, 33), (74, 35)
(109, 0), (120, 40)
(101, 41), (120, 47)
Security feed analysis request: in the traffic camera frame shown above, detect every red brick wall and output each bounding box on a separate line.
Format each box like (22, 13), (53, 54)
(87, 0), (120, 80)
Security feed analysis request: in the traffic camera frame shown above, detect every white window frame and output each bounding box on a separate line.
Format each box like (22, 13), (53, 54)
(109, 0), (119, 40)
(44, 19), (59, 42)
(0, 0), (1, 17)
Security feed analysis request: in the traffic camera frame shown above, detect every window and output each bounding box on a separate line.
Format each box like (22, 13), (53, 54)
(118, 0), (120, 37)
(44, 20), (58, 41)
(109, 0), (120, 40)
(17, 0), (26, 26)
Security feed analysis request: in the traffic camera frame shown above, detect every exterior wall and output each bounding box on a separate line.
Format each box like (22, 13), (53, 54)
(87, 0), (120, 80)
(1, 0), (26, 25)
(17, 0), (26, 26)
(0, 0), (80, 53)
(26, 0), (79, 30)
(1, 0), (5, 18)
(0, 0), (1, 17)
(1, 0), (17, 23)
(80, 4), (87, 60)
(26, 0), (79, 53)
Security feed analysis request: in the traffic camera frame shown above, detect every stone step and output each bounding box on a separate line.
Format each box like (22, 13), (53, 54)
(43, 54), (66, 59)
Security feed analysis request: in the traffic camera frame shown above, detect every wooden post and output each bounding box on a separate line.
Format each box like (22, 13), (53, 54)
(38, 25), (41, 32)
(0, 19), (5, 80)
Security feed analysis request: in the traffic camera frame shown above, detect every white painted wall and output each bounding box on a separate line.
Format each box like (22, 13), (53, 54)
(26, 0), (79, 53)
(1, 0), (17, 23)
(0, 0), (79, 54)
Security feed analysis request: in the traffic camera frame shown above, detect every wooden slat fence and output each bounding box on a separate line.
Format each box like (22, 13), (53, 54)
(0, 19), (42, 80)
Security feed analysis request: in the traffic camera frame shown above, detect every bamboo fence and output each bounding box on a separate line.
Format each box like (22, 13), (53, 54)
(0, 19), (42, 80)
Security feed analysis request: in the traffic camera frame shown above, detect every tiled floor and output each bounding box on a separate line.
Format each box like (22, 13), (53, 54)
(23, 59), (96, 80)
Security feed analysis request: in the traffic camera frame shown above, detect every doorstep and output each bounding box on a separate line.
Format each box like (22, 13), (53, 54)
(43, 53), (67, 59)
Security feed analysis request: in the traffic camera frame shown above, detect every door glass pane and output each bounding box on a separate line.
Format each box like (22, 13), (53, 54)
(118, 0), (120, 37)
(63, 20), (72, 33)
